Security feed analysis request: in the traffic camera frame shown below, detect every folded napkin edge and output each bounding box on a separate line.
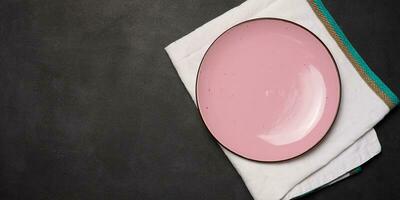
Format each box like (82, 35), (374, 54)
(308, 0), (399, 109)
(285, 129), (381, 199)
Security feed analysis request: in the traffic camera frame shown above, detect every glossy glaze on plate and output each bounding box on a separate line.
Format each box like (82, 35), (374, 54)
(196, 18), (340, 162)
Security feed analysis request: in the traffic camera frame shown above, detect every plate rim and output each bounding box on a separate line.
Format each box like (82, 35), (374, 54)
(195, 17), (342, 162)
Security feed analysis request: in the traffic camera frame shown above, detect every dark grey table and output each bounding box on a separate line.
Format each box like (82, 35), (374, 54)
(1, 0), (399, 199)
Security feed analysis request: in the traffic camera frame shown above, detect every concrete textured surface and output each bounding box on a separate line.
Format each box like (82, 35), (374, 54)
(0, 0), (399, 199)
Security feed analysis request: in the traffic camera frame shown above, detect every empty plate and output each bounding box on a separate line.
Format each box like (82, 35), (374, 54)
(196, 18), (340, 162)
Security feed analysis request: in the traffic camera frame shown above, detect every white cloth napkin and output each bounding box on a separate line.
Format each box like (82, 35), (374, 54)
(165, 0), (398, 199)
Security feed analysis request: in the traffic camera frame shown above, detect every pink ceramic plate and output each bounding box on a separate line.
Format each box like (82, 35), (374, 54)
(196, 18), (340, 162)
